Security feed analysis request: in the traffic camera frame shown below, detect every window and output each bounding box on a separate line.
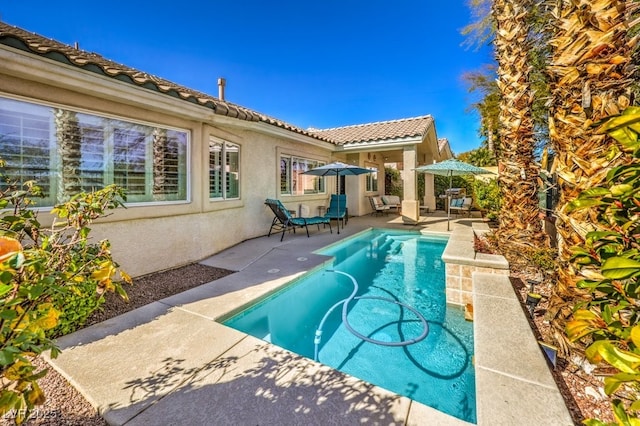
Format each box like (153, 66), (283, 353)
(366, 167), (378, 192)
(0, 97), (189, 207)
(209, 139), (240, 199)
(0, 100), (53, 203)
(280, 155), (325, 196)
(280, 157), (291, 195)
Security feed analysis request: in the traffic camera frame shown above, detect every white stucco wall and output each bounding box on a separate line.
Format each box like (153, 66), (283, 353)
(0, 50), (334, 276)
(77, 123), (332, 276)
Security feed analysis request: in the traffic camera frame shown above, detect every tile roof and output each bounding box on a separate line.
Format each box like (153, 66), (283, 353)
(0, 22), (438, 149)
(308, 115), (434, 145)
(438, 138), (450, 154)
(0, 22), (334, 143)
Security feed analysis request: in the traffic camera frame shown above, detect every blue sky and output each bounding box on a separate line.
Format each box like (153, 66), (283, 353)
(1, 1), (493, 154)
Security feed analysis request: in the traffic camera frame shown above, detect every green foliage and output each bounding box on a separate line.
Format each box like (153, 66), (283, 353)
(461, 0), (553, 153)
(384, 167), (403, 197)
(417, 173), (425, 200)
(462, 65), (501, 153)
(47, 279), (105, 338)
(458, 147), (498, 167)
(433, 175), (468, 210)
(472, 178), (501, 220)
(0, 164), (129, 423)
(565, 108), (640, 425)
(527, 0), (553, 151)
(527, 247), (557, 271)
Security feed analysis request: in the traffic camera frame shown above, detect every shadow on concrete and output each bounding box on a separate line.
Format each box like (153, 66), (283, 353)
(106, 343), (407, 425)
(419, 217), (452, 226)
(450, 219), (476, 228)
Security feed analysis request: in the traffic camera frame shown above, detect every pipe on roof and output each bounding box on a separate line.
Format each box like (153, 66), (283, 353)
(217, 77), (226, 100)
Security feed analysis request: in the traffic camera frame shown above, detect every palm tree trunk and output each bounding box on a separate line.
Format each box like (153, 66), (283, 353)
(487, 122), (495, 153)
(546, 0), (637, 347)
(54, 109), (81, 202)
(153, 128), (168, 199)
(492, 0), (547, 249)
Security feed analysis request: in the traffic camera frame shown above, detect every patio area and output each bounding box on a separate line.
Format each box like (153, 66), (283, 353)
(45, 211), (572, 425)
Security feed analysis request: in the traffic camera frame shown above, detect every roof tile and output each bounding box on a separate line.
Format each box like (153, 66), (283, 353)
(309, 115), (434, 145)
(0, 22), (436, 147)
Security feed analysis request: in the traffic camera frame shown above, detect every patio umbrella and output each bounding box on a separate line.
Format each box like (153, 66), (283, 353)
(415, 159), (493, 231)
(303, 161), (373, 234)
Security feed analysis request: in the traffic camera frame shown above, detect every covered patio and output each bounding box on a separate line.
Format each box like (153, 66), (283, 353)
(310, 115), (453, 224)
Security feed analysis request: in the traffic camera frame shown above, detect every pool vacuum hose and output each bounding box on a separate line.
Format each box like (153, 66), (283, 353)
(313, 270), (429, 361)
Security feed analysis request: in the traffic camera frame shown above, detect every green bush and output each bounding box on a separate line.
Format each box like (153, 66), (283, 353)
(0, 161), (129, 423)
(472, 178), (501, 220)
(565, 107), (640, 425)
(528, 247), (557, 271)
(433, 175), (474, 210)
(384, 166), (403, 197)
(47, 279), (106, 338)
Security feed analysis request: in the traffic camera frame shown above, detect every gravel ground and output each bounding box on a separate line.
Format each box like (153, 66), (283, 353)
(510, 274), (612, 425)
(2, 263), (233, 426)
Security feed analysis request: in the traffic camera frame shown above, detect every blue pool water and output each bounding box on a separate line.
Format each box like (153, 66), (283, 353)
(222, 229), (476, 423)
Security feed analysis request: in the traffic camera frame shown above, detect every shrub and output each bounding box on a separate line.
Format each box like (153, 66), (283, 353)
(564, 107), (640, 425)
(0, 161), (129, 423)
(527, 247), (557, 272)
(473, 234), (494, 254)
(472, 178), (501, 220)
(47, 279), (106, 338)
(384, 166), (403, 197)
(431, 175), (474, 210)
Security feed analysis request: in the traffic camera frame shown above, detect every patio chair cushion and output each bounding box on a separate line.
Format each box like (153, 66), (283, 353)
(295, 216), (328, 226)
(369, 196), (391, 216)
(381, 195), (401, 211)
(324, 194), (348, 226)
(450, 197), (474, 216)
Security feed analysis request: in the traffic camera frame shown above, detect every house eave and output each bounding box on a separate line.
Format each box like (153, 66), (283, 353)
(0, 45), (219, 122)
(339, 136), (424, 151)
(251, 120), (338, 150)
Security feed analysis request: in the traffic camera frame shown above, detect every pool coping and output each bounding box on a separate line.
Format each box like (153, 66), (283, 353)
(44, 219), (573, 425)
(444, 224), (574, 425)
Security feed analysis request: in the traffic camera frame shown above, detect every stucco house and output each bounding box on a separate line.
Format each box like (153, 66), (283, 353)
(0, 22), (453, 277)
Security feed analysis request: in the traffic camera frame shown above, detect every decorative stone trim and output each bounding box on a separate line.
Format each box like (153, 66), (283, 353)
(441, 223), (509, 306)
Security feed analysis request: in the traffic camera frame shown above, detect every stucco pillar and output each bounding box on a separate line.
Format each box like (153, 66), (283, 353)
(402, 146), (419, 224)
(424, 173), (436, 211)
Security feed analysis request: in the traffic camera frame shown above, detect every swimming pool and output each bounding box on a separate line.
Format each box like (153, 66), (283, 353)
(222, 228), (476, 423)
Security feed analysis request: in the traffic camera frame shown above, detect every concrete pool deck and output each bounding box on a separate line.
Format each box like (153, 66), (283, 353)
(45, 212), (573, 425)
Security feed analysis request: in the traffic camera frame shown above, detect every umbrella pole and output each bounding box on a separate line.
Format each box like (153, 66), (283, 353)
(447, 172), (452, 231)
(337, 172), (340, 234)
(447, 194), (451, 231)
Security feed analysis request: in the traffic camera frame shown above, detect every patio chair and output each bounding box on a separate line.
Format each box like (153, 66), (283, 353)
(381, 195), (401, 213)
(369, 196), (391, 216)
(324, 194), (348, 228)
(449, 197), (473, 217)
(265, 199), (332, 242)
